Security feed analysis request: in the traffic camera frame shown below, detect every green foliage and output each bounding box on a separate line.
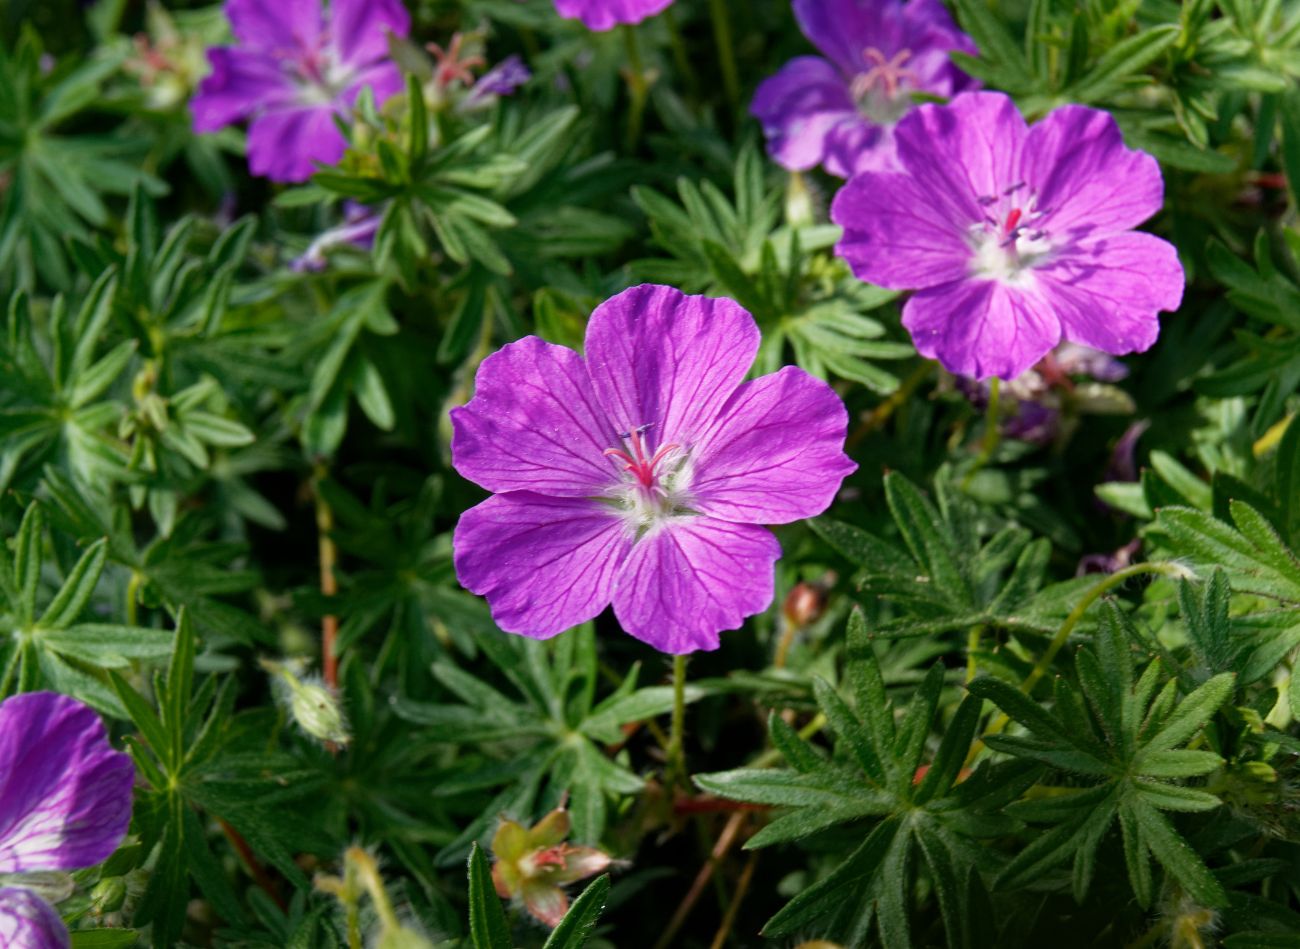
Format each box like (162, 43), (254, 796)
(6, 0), (1300, 946)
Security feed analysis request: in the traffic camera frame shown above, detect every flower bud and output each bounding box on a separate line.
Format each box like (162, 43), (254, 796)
(783, 582), (828, 629)
(262, 659), (350, 746)
(91, 876), (128, 914)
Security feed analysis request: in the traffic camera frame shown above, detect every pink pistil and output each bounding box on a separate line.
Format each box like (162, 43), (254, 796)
(851, 47), (913, 100)
(604, 424), (679, 490)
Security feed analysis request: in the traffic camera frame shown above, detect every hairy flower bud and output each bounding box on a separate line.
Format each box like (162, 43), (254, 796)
(90, 877), (128, 914)
(262, 659), (350, 746)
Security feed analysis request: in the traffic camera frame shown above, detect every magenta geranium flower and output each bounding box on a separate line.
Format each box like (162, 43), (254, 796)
(832, 91), (1185, 380)
(751, 0), (977, 178)
(451, 285), (856, 654)
(0, 692), (134, 948)
(553, 0), (674, 32)
(190, 0), (410, 182)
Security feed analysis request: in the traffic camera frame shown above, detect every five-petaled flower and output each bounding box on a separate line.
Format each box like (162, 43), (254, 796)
(752, 0), (977, 178)
(553, 0), (674, 32)
(0, 692), (134, 949)
(190, 0), (410, 182)
(451, 284), (856, 655)
(491, 806), (611, 927)
(832, 91), (1185, 381)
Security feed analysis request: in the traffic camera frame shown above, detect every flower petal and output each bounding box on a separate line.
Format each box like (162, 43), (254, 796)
(553, 0), (674, 31)
(833, 170), (973, 288)
(341, 62), (406, 109)
(0, 693), (134, 875)
(902, 278), (1061, 380)
(691, 367), (856, 524)
(793, 0), (899, 75)
(893, 91), (1029, 231)
(584, 285), (759, 456)
(1023, 104), (1166, 237)
(751, 57), (862, 173)
(246, 106), (347, 183)
(328, 0), (410, 69)
(0, 888), (68, 949)
(190, 47), (293, 134)
(226, 0), (322, 52)
(454, 494), (631, 639)
(612, 519), (780, 654)
(451, 337), (617, 497)
(1036, 232), (1183, 356)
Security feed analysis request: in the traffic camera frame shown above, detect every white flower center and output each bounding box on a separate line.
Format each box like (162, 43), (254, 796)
(967, 183), (1053, 286)
(602, 424), (695, 533)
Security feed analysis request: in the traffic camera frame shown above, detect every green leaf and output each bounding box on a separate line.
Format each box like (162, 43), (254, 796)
(38, 536), (106, 628)
(1129, 800), (1228, 907)
(467, 842), (513, 949)
(542, 875), (609, 949)
(1066, 25), (1179, 102)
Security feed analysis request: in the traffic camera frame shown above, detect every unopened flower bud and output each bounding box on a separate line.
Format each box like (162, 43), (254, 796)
(785, 171), (817, 228)
(91, 876), (128, 914)
(262, 659), (350, 746)
(783, 582), (827, 629)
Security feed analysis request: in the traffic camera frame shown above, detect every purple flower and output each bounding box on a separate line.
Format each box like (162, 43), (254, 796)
(291, 201), (382, 272)
(190, 0), (411, 183)
(832, 91), (1186, 381)
(450, 285), (856, 654)
(0, 692), (135, 948)
(752, 0), (977, 178)
(459, 56), (532, 112)
(553, 0), (674, 32)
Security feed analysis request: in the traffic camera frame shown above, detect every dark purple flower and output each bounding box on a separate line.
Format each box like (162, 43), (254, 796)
(460, 56), (532, 112)
(190, 0), (411, 182)
(0, 692), (135, 948)
(752, 0), (977, 178)
(833, 91), (1185, 381)
(451, 285), (856, 654)
(291, 201), (382, 272)
(553, 0), (674, 31)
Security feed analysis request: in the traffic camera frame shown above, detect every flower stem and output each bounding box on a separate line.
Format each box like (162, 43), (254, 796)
(846, 362), (935, 448)
(965, 624), (983, 683)
(623, 25), (649, 152)
(662, 6), (699, 98)
(667, 654), (688, 787)
(962, 376), (1002, 489)
(707, 0), (741, 110)
(313, 466), (339, 690)
(125, 570), (141, 628)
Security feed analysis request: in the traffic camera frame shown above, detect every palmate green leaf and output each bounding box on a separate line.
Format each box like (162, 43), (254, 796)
(699, 619), (1017, 946)
(972, 605), (1232, 908)
(1065, 25), (1180, 102)
(1148, 502), (1300, 605)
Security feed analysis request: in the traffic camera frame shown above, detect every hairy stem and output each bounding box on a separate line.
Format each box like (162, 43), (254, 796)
(667, 654), (688, 788)
(314, 467), (339, 690)
(846, 362), (935, 448)
(962, 376), (1002, 489)
(623, 26), (649, 152)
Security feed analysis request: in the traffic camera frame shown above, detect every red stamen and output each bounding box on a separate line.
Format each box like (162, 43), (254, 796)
(604, 426), (680, 489)
(1004, 208), (1023, 235)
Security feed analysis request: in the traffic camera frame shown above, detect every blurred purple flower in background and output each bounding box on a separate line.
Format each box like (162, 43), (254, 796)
(459, 55), (532, 112)
(292, 201), (382, 272)
(190, 0), (410, 182)
(0, 693), (134, 949)
(833, 91), (1185, 380)
(752, 0), (977, 178)
(553, 0), (674, 32)
(957, 343), (1132, 444)
(451, 285), (856, 654)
